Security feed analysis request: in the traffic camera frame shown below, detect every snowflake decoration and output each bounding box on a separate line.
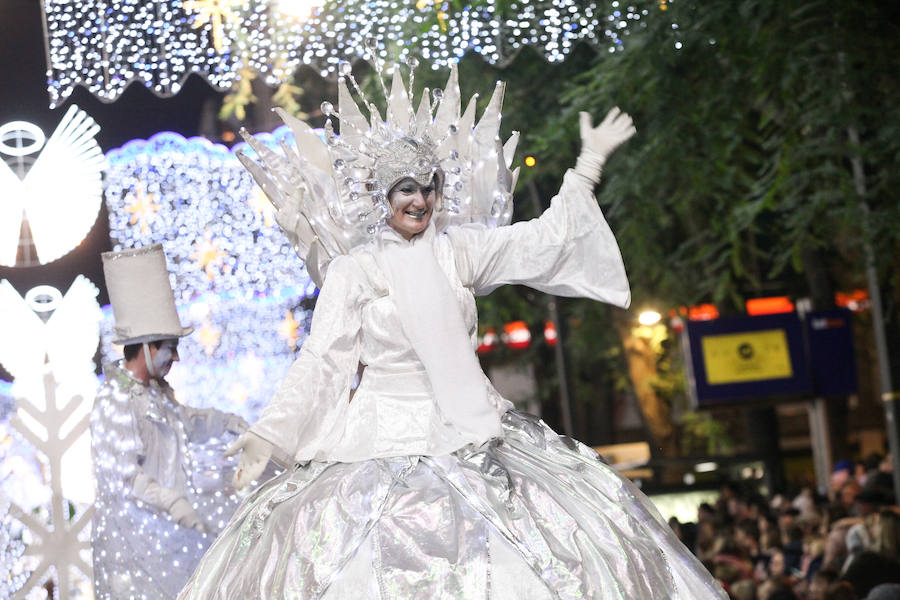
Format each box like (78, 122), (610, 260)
(8, 370), (94, 599)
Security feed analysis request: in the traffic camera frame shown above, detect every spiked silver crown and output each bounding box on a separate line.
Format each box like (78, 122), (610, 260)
(237, 50), (520, 285)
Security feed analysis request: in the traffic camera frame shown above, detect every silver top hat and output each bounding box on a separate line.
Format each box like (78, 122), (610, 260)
(101, 243), (193, 345)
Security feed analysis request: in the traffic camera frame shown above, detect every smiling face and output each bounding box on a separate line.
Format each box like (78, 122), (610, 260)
(386, 175), (439, 241)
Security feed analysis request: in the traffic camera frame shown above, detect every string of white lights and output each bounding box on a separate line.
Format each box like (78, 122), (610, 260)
(0, 499), (28, 598)
(41, 0), (653, 106)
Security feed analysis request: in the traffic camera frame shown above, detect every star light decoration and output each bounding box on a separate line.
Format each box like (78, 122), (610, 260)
(182, 0), (243, 51)
(103, 128), (317, 421)
(277, 311), (301, 351)
(42, 0), (654, 106)
(191, 231), (229, 281)
(124, 183), (161, 235)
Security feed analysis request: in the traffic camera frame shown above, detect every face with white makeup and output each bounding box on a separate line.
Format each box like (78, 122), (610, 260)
(385, 173), (442, 241)
(148, 338), (180, 378)
(123, 338), (181, 384)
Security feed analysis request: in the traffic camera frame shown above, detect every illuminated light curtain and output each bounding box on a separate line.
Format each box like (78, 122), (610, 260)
(0, 388), (32, 599)
(103, 127), (316, 421)
(0, 498), (28, 598)
(41, 0), (653, 106)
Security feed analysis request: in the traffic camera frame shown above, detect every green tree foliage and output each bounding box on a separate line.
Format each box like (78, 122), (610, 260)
(355, 1), (900, 442)
(538, 0), (900, 311)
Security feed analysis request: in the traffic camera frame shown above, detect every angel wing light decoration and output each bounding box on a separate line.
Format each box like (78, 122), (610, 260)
(0, 106), (105, 267)
(0, 277), (102, 402)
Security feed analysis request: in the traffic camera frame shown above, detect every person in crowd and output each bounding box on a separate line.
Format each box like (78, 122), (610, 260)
(783, 524), (806, 577)
(731, 578), (758, 600)
(825, 519), (853, 571)
(91, 244), (251, 599)
(841, 550), (900, 598)
(757, 576), (797, 600)
(762, 513), (784, 553)
(808, 568), (840, 600)
(822, 582), (858, 600)
(843, 507), (900, 574)
(736, 517), (771, 580)
(872, 509), (900, 561)
(770, 548), (788, 578)
(832, 461), (856, 500)
(841, 480), (865, 513)
(801, 535), (826, 586)
(866, 582), (900, 600)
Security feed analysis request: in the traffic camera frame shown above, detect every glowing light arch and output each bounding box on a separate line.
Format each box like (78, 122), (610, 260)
(103, 127), (317, 420)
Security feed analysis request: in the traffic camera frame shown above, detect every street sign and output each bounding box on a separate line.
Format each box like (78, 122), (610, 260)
(684, 310), (857, 407)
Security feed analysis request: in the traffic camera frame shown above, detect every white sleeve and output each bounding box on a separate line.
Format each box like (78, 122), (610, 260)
(446, 170), (631, 308)
(249, 255), (364, 461)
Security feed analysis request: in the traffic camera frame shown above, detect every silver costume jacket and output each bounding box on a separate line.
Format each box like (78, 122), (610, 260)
(90, 361), (246, 599)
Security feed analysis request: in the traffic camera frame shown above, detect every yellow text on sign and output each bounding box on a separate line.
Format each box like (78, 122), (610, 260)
(701, 329), (793, 385)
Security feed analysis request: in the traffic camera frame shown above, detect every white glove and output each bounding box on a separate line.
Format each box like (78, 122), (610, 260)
(169, 497), (206, 532)
(573, 107), (637, 185)
(225, 431), (274, 491)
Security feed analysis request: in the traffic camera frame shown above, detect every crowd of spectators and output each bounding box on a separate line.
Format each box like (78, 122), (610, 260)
(668, 453), (900, 600)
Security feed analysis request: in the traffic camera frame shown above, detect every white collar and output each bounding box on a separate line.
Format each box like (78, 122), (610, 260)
(378, 221), (437, 248)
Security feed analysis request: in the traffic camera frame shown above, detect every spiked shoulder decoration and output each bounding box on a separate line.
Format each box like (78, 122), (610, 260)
(237, 57), (520, 286)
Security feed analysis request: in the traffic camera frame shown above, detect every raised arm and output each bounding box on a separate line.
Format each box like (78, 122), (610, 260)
(447, 107), (635, 307)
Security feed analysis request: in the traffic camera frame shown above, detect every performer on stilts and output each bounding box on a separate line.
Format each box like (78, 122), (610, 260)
(180, 54), (728, 599)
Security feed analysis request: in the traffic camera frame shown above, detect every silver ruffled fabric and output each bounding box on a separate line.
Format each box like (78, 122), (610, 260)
(179, 411), (726, 599)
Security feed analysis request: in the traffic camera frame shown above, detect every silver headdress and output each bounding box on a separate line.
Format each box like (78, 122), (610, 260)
(237, 53), (520, 286)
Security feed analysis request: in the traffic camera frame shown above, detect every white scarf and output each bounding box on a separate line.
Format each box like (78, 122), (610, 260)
(377, 224), (501, 444)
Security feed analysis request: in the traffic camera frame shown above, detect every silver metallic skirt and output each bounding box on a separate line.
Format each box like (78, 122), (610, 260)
(179, 411), (726, 599)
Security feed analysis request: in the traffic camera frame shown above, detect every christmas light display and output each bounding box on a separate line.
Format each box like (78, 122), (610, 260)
(42, 0), (651, 106)
(0, 390), (30, 599)
(0, 107), (105, 266)
(0, 279), (102, 598)
(0, 278), (103, 407)
(104, 128), (317, 419)
(8, 370), (95, 599)
(0, 498), (28, 598)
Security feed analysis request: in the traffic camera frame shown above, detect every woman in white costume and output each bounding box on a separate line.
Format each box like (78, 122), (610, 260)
(179, 57), (727, 599)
